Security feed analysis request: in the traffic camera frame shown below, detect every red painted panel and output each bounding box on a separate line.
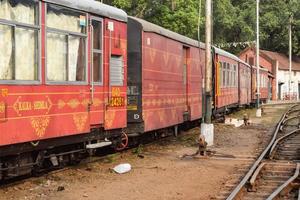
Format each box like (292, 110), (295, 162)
(0, 13), (127, 147)
(141, 32), (203, 132)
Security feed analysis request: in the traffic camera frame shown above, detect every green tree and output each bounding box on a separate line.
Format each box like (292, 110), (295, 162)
(101, 0), (300, 56)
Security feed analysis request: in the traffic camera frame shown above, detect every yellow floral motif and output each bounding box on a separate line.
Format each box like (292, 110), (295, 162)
(1, 89), (8, 97)
(152, 99), (157, 107)
(93, 98), (102, 107)
(157, 99), (162, 106)
(171, 109), (176, 119)
(81, 99), (90, 107)
(149, 48), (156, 64)
(163, 52), (169, 65)
(67, 99), (80, 109)
(31, 116), (50, 138)
(73, 113), (88, 132)
(58, 100), (66, 109)
(105, 111), (116, 128)
(0, 102), (5, 113)
(158, 110), (166, 123)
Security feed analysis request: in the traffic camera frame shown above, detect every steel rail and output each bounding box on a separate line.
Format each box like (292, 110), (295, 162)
(269, 128), (300, 159)
(226, 105), (296, 200)
(282, 115), (300, 125)
(266, 163), (300, 200)
(286, 108), (300, 116)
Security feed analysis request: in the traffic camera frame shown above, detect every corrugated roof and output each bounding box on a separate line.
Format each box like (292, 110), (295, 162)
(44, 0), (127, 22)
(260, 50), (300, 71)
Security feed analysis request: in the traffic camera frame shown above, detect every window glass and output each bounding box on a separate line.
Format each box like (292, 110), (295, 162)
(0, 0), (39, 81)
(69, 36), (85, 81)
(92, 20), (102, 50)
(15, 27), (38, 80)
(92, 19), (103, 83)
(47, 4), (86, 33)
(47, 32), (67, 81)
(0, 0), (38, 25)
(0, 24), (13, 80)
(46, 4), (87, 82)
(222, 62), (226, 87)
(226, 63), (230, 86)
(93, 53), (102, 82)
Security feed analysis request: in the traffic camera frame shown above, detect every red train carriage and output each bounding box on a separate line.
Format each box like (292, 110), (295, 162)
(127, 17), (205, 135)
(251, 66), (269, 102)
(214, 48), (240, 112)
(0, 0), (127, 180)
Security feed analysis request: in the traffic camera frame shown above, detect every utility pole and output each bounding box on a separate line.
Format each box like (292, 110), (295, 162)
(205, 0), (212, 123)
(256, 0), (261, 117)
(289, 15), (293, 100)
(201, 0), (214, 146)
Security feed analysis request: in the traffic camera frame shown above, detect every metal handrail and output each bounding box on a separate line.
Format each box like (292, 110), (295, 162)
(266, 163), (300, 200)
(226, 105), (294, 200)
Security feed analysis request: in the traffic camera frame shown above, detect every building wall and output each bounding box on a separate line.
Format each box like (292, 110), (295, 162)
(239, 49), (273, 72)
(277, 69), (300, 100)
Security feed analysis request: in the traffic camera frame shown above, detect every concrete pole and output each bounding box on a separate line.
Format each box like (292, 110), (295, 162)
(205, 0), (212, 123)
(289, 15), (292, 100)
(201, 0), (214, 147)
(256, 0), (261, 117)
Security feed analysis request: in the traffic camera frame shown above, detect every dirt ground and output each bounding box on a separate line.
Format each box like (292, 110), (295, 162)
(0, 105), (289, 200)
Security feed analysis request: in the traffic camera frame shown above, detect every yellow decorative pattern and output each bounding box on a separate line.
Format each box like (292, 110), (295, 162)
(81, 99), (90, 107)
(163, 52), (169, 65)
(68, 99), (80, 109)
(149, 48), (156, 63)
(73, 113), (88, 132)
(58, 100), (66, 109)
(93, 98), (102, 107)
(171, 109), (176, 119)
(30, 116), (50, 138)
(105, 111), (116, 128)
(1, 89), (8, 97)
(0, 102), (5, 113)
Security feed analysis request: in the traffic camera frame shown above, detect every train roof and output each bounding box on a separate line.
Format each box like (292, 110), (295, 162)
(44, 0), (127, 22)
(214, 47), (251, 68)
(129, 17), (205, 49)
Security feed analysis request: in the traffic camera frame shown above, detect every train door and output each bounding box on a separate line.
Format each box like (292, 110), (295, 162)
(90, 17), (105, 126)
(183, 47), (190, 120)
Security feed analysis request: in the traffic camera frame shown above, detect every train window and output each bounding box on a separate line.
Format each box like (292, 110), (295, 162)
(46, 4), (87, 83)
(47, 4), (86, 34)
(226, 63), (230, 87)
(0, 0), (39, 82)
(0, 0), (39, 25)
(233, 65), (237, 86)
(92, 19), (103, 84)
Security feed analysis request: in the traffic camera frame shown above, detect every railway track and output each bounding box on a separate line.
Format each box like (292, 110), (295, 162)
(222, 104), (300, 200)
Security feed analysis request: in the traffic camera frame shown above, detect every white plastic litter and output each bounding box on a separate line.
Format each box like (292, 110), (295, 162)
(113, 163), (131, 174)
(225, 118), (244, 127)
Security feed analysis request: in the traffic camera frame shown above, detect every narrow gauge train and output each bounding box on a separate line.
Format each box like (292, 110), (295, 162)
(0, 0), (270, 180)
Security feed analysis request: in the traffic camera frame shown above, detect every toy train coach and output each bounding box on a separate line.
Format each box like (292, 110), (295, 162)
(0, 1), (272, 181)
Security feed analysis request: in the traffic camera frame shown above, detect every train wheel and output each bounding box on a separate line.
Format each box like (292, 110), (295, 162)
(115, 132), (128, 151)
